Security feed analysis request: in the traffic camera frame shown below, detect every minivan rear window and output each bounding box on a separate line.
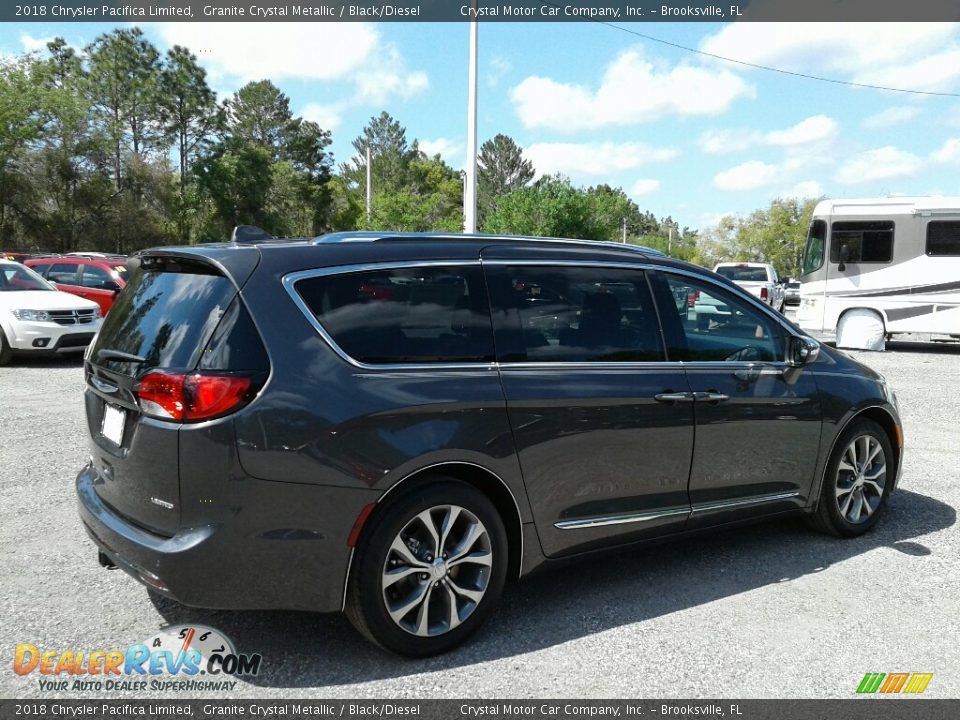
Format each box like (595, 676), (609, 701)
(295, 265), (494, 365)
(91, 260), (236, 373)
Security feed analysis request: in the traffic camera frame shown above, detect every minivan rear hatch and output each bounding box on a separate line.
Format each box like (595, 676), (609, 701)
(84, 254), (246, 536)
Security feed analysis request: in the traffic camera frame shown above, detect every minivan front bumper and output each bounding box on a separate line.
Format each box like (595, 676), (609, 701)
(76, 463), (377, 613)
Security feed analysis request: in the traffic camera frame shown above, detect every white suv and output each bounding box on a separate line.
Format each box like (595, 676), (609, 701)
(0, 261), (102, 364)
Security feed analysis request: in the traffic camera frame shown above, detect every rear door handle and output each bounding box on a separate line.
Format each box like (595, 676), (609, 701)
(693, 391), (730, 403)
(654, 392), (695, 404)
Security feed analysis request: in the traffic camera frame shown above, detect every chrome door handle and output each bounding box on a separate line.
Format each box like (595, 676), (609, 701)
(693, 391), (730, 403)
(654, 392), (695, 403)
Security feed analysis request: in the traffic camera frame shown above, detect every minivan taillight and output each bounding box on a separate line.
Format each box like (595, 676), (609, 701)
(137, 372), (254, 422)
(760, 287), (769, 300)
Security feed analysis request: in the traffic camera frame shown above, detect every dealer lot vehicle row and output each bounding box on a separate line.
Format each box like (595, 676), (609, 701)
(75, 232), (902, 656)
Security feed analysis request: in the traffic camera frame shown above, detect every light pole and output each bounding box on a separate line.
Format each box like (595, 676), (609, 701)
(365, 144), (372, 222)
(463, 3), (478, 233)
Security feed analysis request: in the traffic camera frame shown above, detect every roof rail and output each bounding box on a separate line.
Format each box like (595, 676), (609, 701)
(231, 225), (274, 244)
(311, 230), (666, 256)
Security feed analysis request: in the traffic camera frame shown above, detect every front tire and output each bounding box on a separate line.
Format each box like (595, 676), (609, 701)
(0, 329), (12, 366)
(808, 419), (893, 537)
(345, 480), (508, 656)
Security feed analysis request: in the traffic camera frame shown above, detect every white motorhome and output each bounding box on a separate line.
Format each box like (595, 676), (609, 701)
(797, 197), (960, 350)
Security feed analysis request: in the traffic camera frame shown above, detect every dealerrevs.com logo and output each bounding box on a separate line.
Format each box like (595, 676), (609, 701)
(856, 672), (933, 695)
(14, 625), (262, 693)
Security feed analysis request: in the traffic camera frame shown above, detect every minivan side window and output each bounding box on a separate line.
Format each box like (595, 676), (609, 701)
(295, 265), (494, 364)
(926, 220), (960, 256)
(830, 221), (894, 263)
(658, 274), (782, 363)
(801, 219), (826, 276)
(497, 265), (664, 363)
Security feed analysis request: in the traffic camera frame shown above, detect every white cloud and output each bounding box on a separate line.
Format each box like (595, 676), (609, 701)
(834, 146), (922, 184)
(352, 44), (428, 104)
(862, 106), (922, 129)
(699, 115), (837, 155)
(701, 22), (960, 92)
(420, 138), (463, 166)
(713, 161), (781, 191)
(300, 103), (342, 131)
(151, 22), (427, 105)
(932, 138), (960, 163)
(20, 33), (54, 52)
(487, 56), (512, 88)
(524, 141), (678, 178)
(629, 179), (661, 197)
(698, 129), (758, 155)
(511, 47), (754, 132)
(152, 23), (376, 83)
(764, 115), (838, 146)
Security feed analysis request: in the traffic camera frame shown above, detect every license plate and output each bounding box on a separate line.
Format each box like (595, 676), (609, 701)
(101, 405), (125, 446)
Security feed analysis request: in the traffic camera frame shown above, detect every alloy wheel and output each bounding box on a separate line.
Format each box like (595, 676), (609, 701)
(381, 504), (493, 637)
(835, 434), (887, 524)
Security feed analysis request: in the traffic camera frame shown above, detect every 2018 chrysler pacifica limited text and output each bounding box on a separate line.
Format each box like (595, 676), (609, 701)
(77, 231), (903, 656)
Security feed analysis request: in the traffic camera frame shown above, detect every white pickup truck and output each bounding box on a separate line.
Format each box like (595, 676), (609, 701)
(713, 262), (785, 312)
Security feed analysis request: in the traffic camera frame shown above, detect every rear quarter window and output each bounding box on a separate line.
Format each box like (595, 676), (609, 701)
(294, 265), (494, 365)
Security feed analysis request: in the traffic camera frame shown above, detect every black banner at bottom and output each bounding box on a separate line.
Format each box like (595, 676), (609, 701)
(1, 699), (958, 720)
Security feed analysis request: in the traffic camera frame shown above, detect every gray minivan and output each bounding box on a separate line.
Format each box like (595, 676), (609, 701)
(78, 231), (903, 656)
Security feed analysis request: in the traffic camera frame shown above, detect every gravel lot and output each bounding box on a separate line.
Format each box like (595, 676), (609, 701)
(1, 328), (958, 699)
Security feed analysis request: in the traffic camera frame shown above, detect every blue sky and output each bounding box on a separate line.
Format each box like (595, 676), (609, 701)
(4, 21), (960, 231)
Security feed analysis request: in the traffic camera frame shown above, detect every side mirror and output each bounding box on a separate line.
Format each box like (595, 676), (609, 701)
(787, 335), (820, 367)
(837, 244), (850, 272)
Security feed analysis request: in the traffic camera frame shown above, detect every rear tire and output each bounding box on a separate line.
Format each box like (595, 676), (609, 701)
(0, 329), (12, 366)
(345, 479), (507, 657)
(807, 419), (893, 537)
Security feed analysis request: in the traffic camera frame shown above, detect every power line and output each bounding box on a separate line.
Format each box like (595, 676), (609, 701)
(539, 6), (960, 99)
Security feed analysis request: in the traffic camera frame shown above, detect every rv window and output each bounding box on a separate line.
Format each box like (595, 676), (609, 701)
(801, 220), (826, 276)
(926, 221), (960, 256)
(830, 221), (894, 264)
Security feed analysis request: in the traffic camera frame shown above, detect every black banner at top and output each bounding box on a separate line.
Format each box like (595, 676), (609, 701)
(5, 0), (960, 22)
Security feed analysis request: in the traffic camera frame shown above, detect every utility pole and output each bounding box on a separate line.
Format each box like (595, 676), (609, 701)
(464, 4), (479, 233)
(365, 144), (372, 222)
(668, 223), (674, 255)
(622, 217), (627, 243)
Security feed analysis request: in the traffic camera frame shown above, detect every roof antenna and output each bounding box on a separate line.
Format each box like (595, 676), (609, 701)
(231, 225), (274, 243)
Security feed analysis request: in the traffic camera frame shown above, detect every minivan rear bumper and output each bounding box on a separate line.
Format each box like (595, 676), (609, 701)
(76, 463), (376, 613)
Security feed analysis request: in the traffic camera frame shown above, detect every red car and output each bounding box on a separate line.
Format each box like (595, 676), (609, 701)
(25, 256), (128, 315)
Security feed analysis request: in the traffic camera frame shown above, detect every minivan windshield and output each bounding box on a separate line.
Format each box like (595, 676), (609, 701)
(0, 263), (54, 291)
(90, 261), (236, 373)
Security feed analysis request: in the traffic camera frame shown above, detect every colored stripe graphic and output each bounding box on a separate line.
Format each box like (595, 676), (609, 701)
(880, 673), (910, 693)
(857, 673), (885, 693)
(903, 673), (934, 694)
(857, 672), (933, 694)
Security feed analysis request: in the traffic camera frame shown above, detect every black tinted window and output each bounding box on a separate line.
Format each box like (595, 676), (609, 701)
(830, 221), (894, 263)
(296, 266), (494, 364)
(501, 266), (664, 362)
(802, 220), (826, 275)
(659, 273), (782, 363)
(715, 266), (768, 282)
(927, 221), (960, 256)
(91, 261), (235, 374)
